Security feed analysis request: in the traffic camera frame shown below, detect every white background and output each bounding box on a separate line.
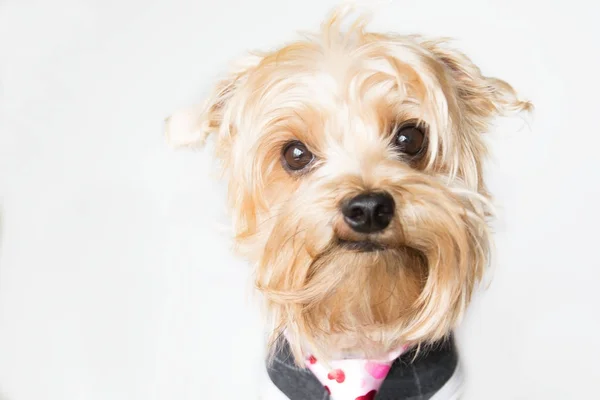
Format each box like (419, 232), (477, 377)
(1, 0), (599, 399)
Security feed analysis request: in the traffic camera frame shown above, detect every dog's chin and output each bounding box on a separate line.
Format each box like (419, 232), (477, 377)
(337, 239), (386, 253)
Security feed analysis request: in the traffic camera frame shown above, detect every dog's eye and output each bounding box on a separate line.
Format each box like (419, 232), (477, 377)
(282, 141), (314, 171)
(393, 124), (426, 156)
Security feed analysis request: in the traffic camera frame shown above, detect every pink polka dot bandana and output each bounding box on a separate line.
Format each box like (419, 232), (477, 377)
(304, 345), (409, 400)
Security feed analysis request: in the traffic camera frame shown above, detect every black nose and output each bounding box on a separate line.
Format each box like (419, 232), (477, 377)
(342, 192), (395, 233)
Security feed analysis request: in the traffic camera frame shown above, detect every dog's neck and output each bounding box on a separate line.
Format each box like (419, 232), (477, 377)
(298, 330), (403, 360)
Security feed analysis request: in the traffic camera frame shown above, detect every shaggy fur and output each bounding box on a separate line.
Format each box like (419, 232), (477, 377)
(166, 7), (531, 366)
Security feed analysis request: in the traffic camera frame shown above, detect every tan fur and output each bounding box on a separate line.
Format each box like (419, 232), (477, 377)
(166, 7), (532, 365)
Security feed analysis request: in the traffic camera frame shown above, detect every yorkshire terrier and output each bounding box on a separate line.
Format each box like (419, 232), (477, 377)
(166, 6), (531, 400)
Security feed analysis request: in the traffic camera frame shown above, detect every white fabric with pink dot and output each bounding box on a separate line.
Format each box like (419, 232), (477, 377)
(303, 345), (409, 400)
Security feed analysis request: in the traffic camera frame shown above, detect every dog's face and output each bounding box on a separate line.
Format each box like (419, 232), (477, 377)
(167, 10), (530, 363)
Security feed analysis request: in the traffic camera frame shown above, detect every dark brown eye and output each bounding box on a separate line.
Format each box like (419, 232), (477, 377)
(393, 124), (426, 156)
(282, 141), (314, 171)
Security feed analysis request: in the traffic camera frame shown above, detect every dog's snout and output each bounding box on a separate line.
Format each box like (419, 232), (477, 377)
(342, 192), (395, 233)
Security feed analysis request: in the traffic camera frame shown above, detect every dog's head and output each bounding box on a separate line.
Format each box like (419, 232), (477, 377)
(167, 9), (531, 363)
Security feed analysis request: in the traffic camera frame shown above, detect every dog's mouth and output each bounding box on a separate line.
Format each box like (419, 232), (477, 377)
(337, 239), (386, 252)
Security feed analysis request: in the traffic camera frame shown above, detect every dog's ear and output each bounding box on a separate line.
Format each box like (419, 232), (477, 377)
(420, 38), (532, 122)
(165, 54), (263, 148)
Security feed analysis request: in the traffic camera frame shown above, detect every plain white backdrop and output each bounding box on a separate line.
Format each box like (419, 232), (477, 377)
(1, 0), (599, 399)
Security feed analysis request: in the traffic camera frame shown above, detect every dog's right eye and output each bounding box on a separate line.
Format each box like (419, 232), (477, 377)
(282, 141), (314, 171)
(392, 122), (427, 157)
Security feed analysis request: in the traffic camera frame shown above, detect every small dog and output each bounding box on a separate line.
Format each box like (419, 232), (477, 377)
(167, 6), (531, 399)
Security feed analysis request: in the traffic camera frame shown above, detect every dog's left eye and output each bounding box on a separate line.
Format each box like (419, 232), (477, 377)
(393, 124), (426, 156)
(282, 141), (314, 171)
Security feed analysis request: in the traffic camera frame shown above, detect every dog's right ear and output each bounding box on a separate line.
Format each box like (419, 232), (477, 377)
(165, 54), (263, 148)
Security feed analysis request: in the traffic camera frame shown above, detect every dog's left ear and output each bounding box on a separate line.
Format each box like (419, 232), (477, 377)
(420, 39), (532, 121)
(165, 54), (263, 148)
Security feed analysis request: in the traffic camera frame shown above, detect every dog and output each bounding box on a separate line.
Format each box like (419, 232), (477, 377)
(166, 6), (531, 399)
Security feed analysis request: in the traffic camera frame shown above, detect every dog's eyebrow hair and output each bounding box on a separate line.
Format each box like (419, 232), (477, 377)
(292, 109), (305, 122)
